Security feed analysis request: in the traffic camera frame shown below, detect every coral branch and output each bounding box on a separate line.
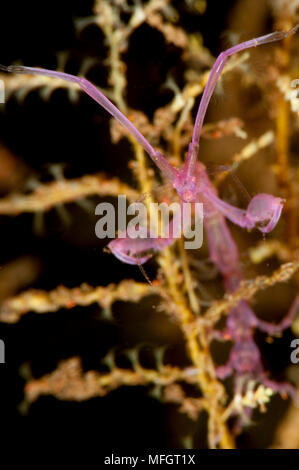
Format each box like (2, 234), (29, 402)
(249, 240), (292, 264)
(0, 72), (82, 102)
(24, 356), (199, 404)
(0, 280), (159, 323)
(203, 261), (299, 324)
(0, 173), (138, 215)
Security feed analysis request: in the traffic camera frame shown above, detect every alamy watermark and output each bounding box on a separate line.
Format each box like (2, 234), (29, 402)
(95, 196), (204, 250)
(0, 79), (5, 104)
(290, 339), (299, 364)
(0, 339), (4, 363)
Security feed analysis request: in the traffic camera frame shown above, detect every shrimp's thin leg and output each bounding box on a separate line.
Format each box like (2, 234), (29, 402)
(216, 363), (233, 380)
(204, 190), (284, 234)
(254, 296), (299, 335)
(0, 64), (179, 183)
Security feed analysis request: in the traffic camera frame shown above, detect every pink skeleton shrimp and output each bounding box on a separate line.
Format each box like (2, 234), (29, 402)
(1, 25), (299, 412)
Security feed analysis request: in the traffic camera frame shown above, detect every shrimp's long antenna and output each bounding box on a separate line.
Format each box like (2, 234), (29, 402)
(211, 165), (251, 204)
(0, 64), (179, 184)
(185, 24), (299, 178)
(137, 259), (153, 286)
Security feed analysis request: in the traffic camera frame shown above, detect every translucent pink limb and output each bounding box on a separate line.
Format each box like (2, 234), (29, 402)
(204, 212), (242, 284)
(204, 190), (284, 233)
(108, 227), (180, 265)
(259, 374), (295, 398)
(185, 25), (299, 177)
(108, 203), (183, 265)
(216, 363), (233, 379)
(0, 64), (179, 183)
(252, 295), (299, 336)
(204, 191), (249, 228)
(108, 235), (155, 265)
